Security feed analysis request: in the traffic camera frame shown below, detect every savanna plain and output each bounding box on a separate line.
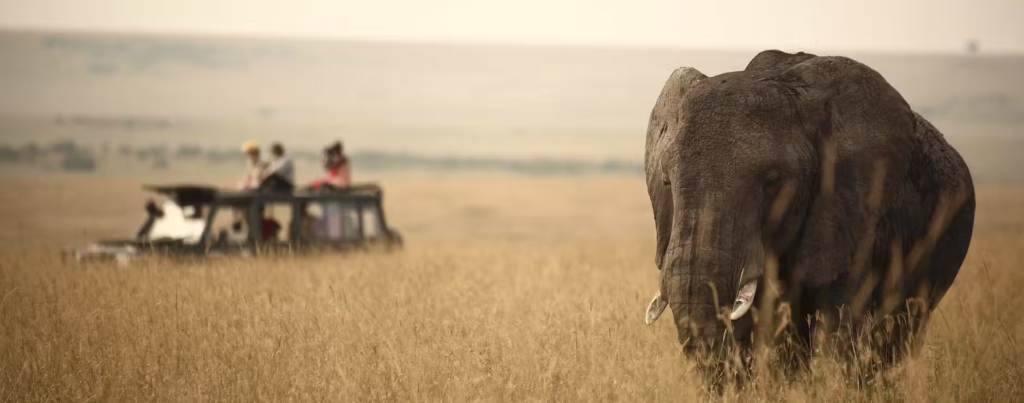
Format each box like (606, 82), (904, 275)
(1, 173), (1023, 402)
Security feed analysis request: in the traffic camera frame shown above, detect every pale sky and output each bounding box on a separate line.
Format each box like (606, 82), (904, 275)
(1, 0), (1023, 54)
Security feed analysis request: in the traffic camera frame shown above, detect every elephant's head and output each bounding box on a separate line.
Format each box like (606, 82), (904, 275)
(643, 50), (919, 352)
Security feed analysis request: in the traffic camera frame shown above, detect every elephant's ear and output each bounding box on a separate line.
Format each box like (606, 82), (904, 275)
(780, 56), (918, 287)
(647, 67), (706, 153)
(646, 67), (706, 270)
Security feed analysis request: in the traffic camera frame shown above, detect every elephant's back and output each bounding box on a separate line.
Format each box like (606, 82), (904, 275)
(908, 112), (975, 309)
(910, 113), (974, 195)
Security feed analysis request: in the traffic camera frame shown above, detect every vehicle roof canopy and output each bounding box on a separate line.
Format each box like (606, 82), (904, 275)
(142, 183), (384, 206)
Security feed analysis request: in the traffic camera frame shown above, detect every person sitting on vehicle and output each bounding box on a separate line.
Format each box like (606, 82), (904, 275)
(234, 140), (268, 234)
(310, 141), (351, 190)
(259, 142), (295, 192)
(238, 140), (268, 190)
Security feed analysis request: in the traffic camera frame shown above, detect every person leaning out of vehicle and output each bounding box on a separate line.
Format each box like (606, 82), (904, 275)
(259, 142), (295, 192)
(238, 140), (268, 190)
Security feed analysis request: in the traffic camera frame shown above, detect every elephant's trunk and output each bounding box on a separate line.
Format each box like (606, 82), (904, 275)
(663, 190), (754, 350)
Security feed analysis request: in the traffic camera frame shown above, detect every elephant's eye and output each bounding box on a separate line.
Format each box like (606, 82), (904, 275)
(764, 169), (782, 195)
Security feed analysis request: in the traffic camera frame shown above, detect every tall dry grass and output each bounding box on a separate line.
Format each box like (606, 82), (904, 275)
(1, 244), (699, 401)
(1, 177), (1023, 401)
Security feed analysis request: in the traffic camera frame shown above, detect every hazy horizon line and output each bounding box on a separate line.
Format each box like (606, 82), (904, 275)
(3, 25), (1021, 59)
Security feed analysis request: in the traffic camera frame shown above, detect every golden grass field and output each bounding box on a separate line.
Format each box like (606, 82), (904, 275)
(1, 173), (1023, 401)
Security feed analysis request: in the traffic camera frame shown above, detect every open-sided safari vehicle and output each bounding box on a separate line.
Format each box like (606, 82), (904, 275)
(67, 183), (403, 264)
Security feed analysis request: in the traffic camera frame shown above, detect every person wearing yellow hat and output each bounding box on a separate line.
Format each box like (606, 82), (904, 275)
(237, 140), (268, 190)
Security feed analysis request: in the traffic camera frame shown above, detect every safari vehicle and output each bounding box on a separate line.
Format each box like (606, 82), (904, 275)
(68, 183), (403, 264)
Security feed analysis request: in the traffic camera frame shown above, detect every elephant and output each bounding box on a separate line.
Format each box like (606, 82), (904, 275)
(642, 50), (975, 361)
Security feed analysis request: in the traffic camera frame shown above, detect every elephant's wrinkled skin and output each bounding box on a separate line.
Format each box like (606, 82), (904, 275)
(643, 50), (974, 356)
